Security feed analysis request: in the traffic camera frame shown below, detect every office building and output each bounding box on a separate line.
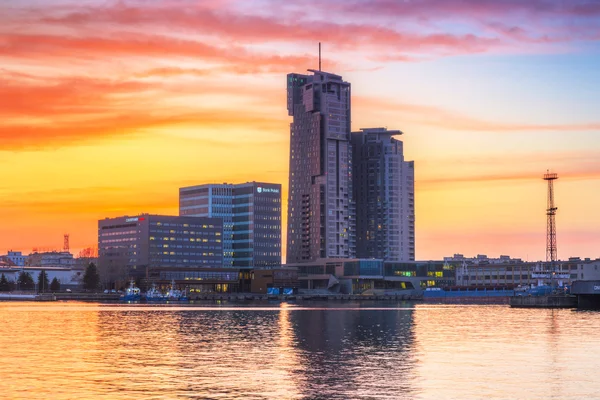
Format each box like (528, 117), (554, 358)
(351, 127), (415, 261)
(179, 182), (281, 268)
(286, 69), (353, 263)
(98, 214), (223, 286)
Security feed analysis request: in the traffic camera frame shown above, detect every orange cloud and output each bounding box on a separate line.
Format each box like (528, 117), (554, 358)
(418, 169), (600, 189)
(0, 74), (287, 149)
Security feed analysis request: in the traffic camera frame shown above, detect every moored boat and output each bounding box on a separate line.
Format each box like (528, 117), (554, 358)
(166, 280), (189, 301)
(144, 284), (166, 301)
(121, 280), (141, 301)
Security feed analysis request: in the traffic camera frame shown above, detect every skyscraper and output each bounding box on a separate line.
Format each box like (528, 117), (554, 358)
(179, 182), (282, 268)
(286, 69), (353, 263)
(351, 128), (415, 261)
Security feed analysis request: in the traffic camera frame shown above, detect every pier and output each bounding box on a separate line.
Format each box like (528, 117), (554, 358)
(570, 280), (600, 309)
(509, 295), (577, 308)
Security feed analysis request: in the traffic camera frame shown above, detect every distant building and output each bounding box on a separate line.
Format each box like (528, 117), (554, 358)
(286, 69), (353, 263)
(351, 128), (415, 261)
(179, 182), (282, 268)
(3, 251), (27, 266)
(98, 214), (223, 287)
(444, 254), (523, 265)
(26, 251), (74, 267)
(0, 266), (83, 290)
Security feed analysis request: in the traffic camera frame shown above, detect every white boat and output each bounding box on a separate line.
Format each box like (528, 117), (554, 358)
(166, 280), (189, 301)
(145, 284), (166, 301)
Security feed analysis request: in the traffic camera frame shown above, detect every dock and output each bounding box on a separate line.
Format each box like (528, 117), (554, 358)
(509, 295), (577, 308)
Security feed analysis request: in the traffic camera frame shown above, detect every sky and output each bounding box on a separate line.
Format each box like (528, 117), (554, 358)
(1, 0), (599, 261)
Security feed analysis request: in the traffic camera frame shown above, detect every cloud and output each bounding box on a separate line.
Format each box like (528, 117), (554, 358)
(1, 1), (552, 63)
(416, 154), (600, 189)
(354, 96), (600, 132)
(0, 32), (320, 71)
(0, 71), (289, 150)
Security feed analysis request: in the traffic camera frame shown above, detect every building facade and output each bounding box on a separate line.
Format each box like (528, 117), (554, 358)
(287, 258), (454, 294)
(26, 251), (74, 267)
(3, 251), (27, 266)
(98, 214), (223, 286)
(351, 128), (415, 261)
(454, 257), (600, 287)
(286, 70), (353, 263)
(0, 266), (84, 290)
(179, 182), (282, 268)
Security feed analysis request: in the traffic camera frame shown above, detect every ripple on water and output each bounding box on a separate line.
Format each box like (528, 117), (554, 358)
(1, 303), (599, 399)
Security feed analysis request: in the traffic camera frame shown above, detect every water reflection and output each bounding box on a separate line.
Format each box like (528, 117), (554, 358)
(1, 303), (600, 399)
(291, 302), (416, 399)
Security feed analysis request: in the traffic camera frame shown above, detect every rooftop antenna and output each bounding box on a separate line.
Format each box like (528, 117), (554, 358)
(319, 42), (321, 71)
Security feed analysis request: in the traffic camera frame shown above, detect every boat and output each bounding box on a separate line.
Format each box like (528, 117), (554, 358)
(165, 279), (189, 301)
(144, 284), (166, 302)
(120, 280), (141, 301)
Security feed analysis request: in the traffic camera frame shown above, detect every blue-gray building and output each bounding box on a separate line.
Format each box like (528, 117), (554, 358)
(179, 181), (282, 268)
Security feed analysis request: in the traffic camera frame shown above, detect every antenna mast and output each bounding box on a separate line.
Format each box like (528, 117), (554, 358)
(543, 171), (558, 264)
(319, 42), (321, 71)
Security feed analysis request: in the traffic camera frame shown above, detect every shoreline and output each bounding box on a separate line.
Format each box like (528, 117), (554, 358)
(1, 292), (513, 305)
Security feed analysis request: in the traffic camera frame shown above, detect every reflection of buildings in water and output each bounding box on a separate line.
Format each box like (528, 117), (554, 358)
(95, 310), (184, 357)
(289, 305), (416, 398)
(546, 310), (564, 399)
(173, 309), (303, 398)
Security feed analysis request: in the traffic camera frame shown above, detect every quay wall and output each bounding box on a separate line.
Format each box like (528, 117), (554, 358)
(509, 295), (577, 308)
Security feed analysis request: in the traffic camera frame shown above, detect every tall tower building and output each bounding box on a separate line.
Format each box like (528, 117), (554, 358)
(286, 70), (353, 263)
(351, 128), (415, 261)
(179, 182), (282, 268)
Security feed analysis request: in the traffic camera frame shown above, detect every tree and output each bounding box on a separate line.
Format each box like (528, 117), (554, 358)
(83, 263), (100, 291)
(50, 277), (61, 292)
(17, 272), (35, 291)
(37, 270), (50, 293)
(0, 274), (9, 292)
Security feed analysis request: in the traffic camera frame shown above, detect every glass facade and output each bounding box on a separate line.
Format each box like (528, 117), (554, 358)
(343, 260), (383, 276)
(180, 182), (282, 268)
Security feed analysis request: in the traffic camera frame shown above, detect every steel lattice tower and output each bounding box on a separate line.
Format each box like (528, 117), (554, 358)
(63, 233), (70, 252)
(543, 171), (558, 263)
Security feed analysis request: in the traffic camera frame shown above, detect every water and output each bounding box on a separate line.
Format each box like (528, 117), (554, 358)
(1, 302), (599, 399)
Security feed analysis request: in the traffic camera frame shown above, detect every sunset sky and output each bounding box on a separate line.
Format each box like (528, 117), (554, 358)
(1, 0), (599, 261)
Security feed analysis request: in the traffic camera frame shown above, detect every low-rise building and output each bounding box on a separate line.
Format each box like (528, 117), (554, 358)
(0, 266), (83, 290)
(454, 257), (600, 288)
(26, 251), (75, 267)
(251, 268), (299, 294)
(444, 253), (523, 265)
(286, 258), (456, 294)
(2, 251), (27, 266)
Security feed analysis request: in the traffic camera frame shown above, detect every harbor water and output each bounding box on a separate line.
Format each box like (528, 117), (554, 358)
(1, 302), (599, 399)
